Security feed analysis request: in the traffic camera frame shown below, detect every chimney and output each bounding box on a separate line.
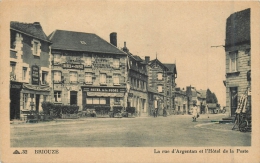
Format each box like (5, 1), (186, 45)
(122, 41), (129, 53)
(145, 56), (150, 63)
(110, 32), (117, 47)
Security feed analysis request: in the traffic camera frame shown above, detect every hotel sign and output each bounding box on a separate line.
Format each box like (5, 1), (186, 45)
(62, 63), (84, 70)
(31, 65), (39, 85)
(83, 87), (126, 93)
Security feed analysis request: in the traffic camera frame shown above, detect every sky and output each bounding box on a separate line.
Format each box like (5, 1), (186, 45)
(3, 1), (254, 106)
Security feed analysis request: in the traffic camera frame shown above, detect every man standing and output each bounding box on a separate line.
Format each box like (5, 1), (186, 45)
(192, 103), (198, 122)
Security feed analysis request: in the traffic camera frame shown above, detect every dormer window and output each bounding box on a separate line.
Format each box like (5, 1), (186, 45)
(80, 41), (86, 44)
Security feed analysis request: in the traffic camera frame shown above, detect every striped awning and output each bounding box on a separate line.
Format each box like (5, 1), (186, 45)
(87, 92), (124, 97)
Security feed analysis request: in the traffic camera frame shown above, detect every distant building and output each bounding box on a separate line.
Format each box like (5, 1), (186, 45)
(197, 89), (207, 114)
(173, 87), (188, 114)
(10, 21), (52, 120)
(224, 8), (251, 116)
(48, 30), (127, 115)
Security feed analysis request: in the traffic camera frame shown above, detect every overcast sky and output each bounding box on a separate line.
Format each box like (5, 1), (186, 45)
(5, 1), (253, 106)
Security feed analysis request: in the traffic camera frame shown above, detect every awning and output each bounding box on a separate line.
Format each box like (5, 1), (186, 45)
(23, 84), (51, 92)
(87, 92), (124, 97)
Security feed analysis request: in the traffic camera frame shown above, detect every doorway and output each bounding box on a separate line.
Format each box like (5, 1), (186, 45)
(230, 87), (238, 116)
(35, 94), (40, 112)
(10, 88), (20, 120)
(70, 91), (77, 105)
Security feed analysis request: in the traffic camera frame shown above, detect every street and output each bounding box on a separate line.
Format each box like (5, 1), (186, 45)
(11, 114), (251, 147)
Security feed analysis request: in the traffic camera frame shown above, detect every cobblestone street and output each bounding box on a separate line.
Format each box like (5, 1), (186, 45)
(11, 114), (251, 147)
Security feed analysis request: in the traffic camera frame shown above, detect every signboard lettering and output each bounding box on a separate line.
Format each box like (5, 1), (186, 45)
(83, 87), (126, 92)
(31, 65), (39, 85)
(62, 63), (84, 70)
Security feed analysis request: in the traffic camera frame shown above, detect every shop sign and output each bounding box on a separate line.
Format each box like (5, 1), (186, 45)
(83, 87), (126, 93)
(10, 83), (22, 89)
(31, 65), (39, 85)
(23, 84), (50, 91)
(62, 63), (84, 70)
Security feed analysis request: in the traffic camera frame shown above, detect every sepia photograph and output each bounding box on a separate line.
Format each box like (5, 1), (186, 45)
(0, 0), (259, 163)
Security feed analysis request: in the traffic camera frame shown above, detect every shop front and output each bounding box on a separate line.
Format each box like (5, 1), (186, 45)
(10, 81), (23, 120)
(82, 86), (126, 116)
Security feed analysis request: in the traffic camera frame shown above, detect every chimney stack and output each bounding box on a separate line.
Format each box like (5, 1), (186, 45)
(110, 32), (117, 47)
(122, 41), (129, 53)
(145, 56), (150, 63)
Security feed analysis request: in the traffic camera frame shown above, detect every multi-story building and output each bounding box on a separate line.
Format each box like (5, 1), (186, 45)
(122, 42), (148, 116)
(10, 21), (52, 120)
(146, 56), (177, 115)
(224, 8), (251, 116)
(186, 86), (199, 113)
(197, 89), (207, 114)
(173, 87), (188, 114)
(48, 30), (127, 115)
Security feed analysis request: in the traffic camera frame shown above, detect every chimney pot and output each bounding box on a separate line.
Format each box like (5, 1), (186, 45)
(145, 56), (150, 63)
(110, 32), (117, 47)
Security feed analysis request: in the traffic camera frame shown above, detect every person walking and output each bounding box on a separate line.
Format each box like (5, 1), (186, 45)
(192, 103), (199, 122)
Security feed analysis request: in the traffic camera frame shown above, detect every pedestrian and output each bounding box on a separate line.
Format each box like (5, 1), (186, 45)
(163, 107), (167, 117)
(192, 103), (198, 122)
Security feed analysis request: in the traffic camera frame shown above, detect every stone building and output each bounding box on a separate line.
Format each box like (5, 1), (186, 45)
(173, 87), (188, 115)
(122, 42), (148, 116)
(146, 56), (177, 115)
(48, 30), (127, 115)
(10, 21), (52, 120)
(224, 8), (251, 116)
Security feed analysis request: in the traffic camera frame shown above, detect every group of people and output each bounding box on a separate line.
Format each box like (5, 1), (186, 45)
(152, 108), (167, 117)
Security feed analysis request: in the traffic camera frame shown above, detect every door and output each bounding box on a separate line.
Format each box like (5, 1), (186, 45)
(230, 87), (238, 116)
(70, 91), (77, 105)
(10, 89), (20, 120)
(35, 94), (40, 112)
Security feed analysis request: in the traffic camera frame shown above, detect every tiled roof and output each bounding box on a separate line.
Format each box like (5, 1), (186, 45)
(48, 30), (126, 55)
(149, 59), (169, 70)
(10, 21), (50, 43)
(197, 89), (206, 99)
(164, 63), (177, 74)
(133, 55), (143, 62)
(225, 8), (250, 47)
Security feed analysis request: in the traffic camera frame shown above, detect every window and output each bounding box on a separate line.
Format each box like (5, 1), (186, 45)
(100, 73), (106, 84)
(114, 97), (121, 105)
(22, 67), (27, 81)
(158, 85), (163, 93)
(113, 58), (120, 68)
(42, 71), (48, 85)
(53, 71), (62, 82)
(54, 91), (61, 102)
(23, 93), (28, 109)
(69, 71), (78, 83)
(33, 42), (38, 55)
(32, 39), (41, 56)
(85, 72), (92, 84)
(113, 74), (120, 85)
(229, 51), (238, 72)
(86, 97), (109, 105)
(157, 73), (163, 80)
(85, 57), (92, 66)
(10, 62), (16, 81)
(53, 54), (61, 64)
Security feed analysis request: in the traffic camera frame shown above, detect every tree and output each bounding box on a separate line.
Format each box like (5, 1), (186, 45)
(206, 89), (218, 103)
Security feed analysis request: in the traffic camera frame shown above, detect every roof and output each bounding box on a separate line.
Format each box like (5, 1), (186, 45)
(149, 58), (169, 71)
(197, 89), (206, 99)
(10, 21), (51, 43)
(164, 63), (177, 74)
(225, 8), (250, 47)
(133, 55), (143, 62)
(48, 30), (126, 55)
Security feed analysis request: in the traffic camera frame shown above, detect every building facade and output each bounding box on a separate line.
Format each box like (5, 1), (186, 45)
(146, 57), (177, 115)
(48, 30), (127, 115)
(173, 87), (188, 115)
(122, 43), (149, 116)
(10, 22), (52, 120)
(224, 8), (251, 116)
